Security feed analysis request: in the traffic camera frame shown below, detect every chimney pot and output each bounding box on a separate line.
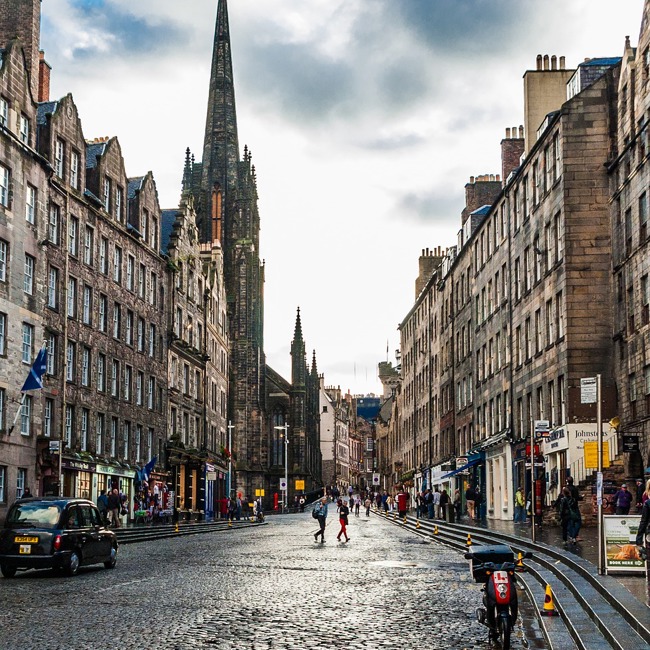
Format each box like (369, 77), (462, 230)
(543, 54), (549, 70)
(560, 56), (565, 69)
(505, 127), (511, 138)
(536, 54), (543, 70)
(470, 175), (475, 183)
(551, 55), (557, 70)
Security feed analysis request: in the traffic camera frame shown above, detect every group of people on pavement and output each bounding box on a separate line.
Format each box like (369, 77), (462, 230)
(97, 488), (127, 528)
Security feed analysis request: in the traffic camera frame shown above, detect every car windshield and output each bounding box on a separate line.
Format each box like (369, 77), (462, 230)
(6, 503), (62, 529)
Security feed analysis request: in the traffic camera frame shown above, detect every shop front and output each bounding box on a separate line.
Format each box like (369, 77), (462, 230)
(485, 441), (513, 521)
(542, 426), (569, 505)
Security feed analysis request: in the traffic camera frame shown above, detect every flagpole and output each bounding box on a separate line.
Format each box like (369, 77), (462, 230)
(8, 393), (27, 434)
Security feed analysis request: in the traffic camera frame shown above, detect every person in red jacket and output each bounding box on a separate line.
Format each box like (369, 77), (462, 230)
(336, 499), (350, 542)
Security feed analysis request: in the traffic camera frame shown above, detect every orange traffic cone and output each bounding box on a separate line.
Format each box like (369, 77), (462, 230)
(516, 552), (524, 569)
(416, 520), (421, 529)
(434, 525), (439, 535)
(541, 584), (559, 616)
(174, 522), (179, 533)
(466, 533), (472, 547)
(402, 516), (407, 524)
(228, 519), (233, 528)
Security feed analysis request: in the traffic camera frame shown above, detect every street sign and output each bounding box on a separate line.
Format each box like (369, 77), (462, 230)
(596, 472), (603, 506)
(295, 480), (305, 490)
(581, 377), (597, 404)
(279, 479), (287, 490)
(206, 472), (217, 481)
(534, 420), (550, 439)
(49, 440), (60, 452)
(525, 462), (545, 468)
(372, 473), (380, 485)
(255, 489), (265, 497)
(456, 457), (468, 467)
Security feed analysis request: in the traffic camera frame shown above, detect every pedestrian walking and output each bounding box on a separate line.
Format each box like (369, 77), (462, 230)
(107, 488), (121, 528)
(453, 489), (462, 521)
(433, 487), (441, 519)
(636, 479), (645, 512)
(558, 486), (581, 545)
(313, 497), (328, 543)
(474, 489), (483, 520)
(336, 499), (350, 542)
(354, 496), (361, 517)
(425, 489), (434, 519)
(97, 489), (109, 525)
(440, 489), (449, 521)
(364, 497), (372, 517)
(613, 483), (633, 515)
(635, 479), (650, 562)
(465, 485), (475, 520)
(514, 487), (525, 523)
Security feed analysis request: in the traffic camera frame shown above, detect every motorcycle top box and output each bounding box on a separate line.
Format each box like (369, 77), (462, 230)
(465, 544), (514, 582)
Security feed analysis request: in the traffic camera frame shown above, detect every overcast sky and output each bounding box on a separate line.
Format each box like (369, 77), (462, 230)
(40, 0), (645, 396)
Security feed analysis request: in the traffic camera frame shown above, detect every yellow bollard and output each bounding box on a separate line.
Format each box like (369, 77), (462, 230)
(175, 522), (179, 533)
(466, 533), (472, 547)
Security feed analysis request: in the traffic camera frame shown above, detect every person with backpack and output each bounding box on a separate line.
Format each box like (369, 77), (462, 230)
(635, 479), (650, 562)
(558, 487), (580, 545)
(313, 497), (328, 543)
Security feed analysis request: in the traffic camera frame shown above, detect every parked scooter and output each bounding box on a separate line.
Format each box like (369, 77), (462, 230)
(465, 544), (532, 649)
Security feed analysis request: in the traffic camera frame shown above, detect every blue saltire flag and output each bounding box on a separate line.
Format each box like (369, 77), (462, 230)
(21, 347), (48, 392)
(143, 456), (157, 481)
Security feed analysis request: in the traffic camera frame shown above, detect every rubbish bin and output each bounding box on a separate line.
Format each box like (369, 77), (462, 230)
(446, 504), (455, 523)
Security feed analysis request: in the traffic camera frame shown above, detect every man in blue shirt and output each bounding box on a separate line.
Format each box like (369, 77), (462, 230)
(313, 497), (328, 543)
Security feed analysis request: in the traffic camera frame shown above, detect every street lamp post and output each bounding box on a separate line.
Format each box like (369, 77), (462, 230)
(274, 423), (289, 510)
(227, 420), (234, 498)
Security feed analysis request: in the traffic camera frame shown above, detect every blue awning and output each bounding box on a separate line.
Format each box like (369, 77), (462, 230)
(441, 457), (482, 479)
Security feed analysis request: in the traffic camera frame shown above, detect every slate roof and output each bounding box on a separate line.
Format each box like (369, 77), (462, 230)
(36, 101), (58, 126)
(470, 205), (492, 217)
(581, 57), (621, 67)
(85, 142), (106, 169)
(160, 209), (178, 254)
(128, 177), (144, 200)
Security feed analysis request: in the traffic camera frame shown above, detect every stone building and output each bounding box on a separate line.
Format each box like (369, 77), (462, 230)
(37, 109), (169, 503)
(161, 156), (230, 518)
(0, 1), (49, 516)
(609, 6), (650, 479)
(389, 51), (622, 520)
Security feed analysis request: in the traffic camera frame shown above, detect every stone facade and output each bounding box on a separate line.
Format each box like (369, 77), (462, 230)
(384, 51), (624, 520)
(610, 6), (650, 478)
(0, 30), (48, 517)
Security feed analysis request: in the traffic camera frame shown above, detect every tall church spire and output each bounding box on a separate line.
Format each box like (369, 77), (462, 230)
(291, 308), (306, 388)
(198, 0), (240, 243)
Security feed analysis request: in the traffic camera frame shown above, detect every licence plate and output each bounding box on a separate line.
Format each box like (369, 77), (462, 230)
(19, 545), (32, 554)
(14, 536), (38, 544)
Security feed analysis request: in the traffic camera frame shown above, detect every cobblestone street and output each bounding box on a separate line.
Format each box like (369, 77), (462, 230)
(0, 512), (544, 649)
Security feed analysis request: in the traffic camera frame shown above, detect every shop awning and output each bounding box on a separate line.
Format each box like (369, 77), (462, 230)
(470, 429), (511, 453)
(441, 457), (482, 479)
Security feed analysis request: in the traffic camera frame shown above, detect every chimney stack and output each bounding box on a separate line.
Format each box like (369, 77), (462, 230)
(38, 50), (51, 102)
(501, 126), (525, 185)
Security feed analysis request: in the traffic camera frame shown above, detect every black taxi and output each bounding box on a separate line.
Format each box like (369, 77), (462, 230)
(0, 497), (118, 578)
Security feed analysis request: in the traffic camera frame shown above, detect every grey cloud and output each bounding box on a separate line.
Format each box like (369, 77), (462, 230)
(394, 188), (463, 224)
(393, 0), (528, 56)
(360, 132), (427, 152)
(51, 2), (189, 60)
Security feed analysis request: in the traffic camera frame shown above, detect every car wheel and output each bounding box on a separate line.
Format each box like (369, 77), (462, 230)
(104, 545), (117, 569)
(0, 564), (16, 579)
(66, 550), (80, 576)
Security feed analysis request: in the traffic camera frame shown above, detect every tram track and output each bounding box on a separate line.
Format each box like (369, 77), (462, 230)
(374, 510), (650, 650)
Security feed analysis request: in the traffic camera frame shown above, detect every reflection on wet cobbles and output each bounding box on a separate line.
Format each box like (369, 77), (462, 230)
(0, 513), (541, 649)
